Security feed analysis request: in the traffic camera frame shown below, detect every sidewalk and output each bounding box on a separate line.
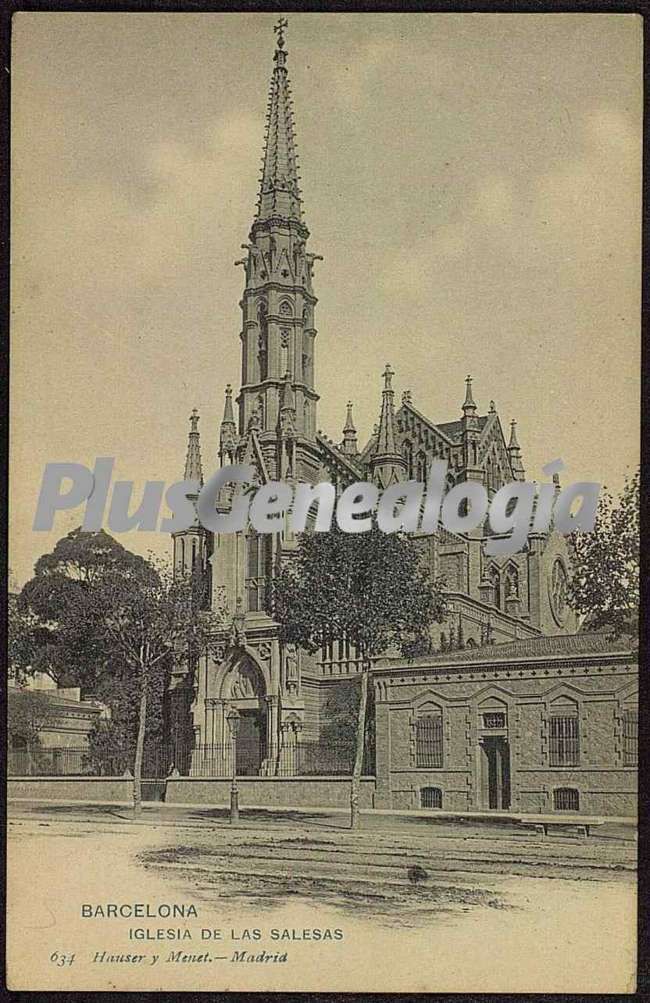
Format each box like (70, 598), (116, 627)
(8, 796), (637, 841)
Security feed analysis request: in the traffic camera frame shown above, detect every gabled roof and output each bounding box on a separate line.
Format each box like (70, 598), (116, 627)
(316, 432), (366, 480)
(376, 632), (634, 670)
(398, 401), (458, 446)
(436, 415), (489, 442)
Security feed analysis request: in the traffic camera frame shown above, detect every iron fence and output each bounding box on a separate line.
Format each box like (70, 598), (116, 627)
(8, 739), (374, 779)
(178, 740), (373, 778)
(8, 747), (109, 777)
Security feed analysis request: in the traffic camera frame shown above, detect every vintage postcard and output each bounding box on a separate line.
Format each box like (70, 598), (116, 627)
(8, 10), (640, 993)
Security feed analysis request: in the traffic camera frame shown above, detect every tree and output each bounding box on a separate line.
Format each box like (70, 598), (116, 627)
(272, 523), (446, 828)
(16, 529), (207, 811)
(568, 469), (639, 637)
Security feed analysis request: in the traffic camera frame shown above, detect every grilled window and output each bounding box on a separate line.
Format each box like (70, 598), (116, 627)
(553, 787), (579, 811)
(483, 712), (506, 729)
(623, 708), (638, 766)
(416, 714), (443, 768)
(549, 714), (580, 766)
(421, 787), (442, 809)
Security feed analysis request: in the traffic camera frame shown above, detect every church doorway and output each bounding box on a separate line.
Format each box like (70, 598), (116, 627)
(480, 736), (511, 810)
(235, 709), (266, 776)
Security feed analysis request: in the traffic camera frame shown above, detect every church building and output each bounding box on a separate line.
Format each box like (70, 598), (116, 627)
(165, 22), (636, 817)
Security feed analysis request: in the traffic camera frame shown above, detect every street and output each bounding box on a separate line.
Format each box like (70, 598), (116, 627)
(7, 800), (637, 992)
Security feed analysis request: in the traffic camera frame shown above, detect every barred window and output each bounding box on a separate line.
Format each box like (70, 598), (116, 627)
(554, 787), (579, 811)
(549, 713), (580, 766)
(623, 708), (638, 766)
(483, 712), (506, 729)
(416, 713), (443, 768)
(421, 787), (442, 809)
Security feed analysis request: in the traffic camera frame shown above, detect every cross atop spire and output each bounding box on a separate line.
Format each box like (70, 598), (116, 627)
(508, 418), (520, 450)
(274, 17), (288, 49)
(507, 418), (526, 480)
(255, 18), (302, 223)
(462, 374), (477, 415)
(222, 384), (235, 425)
(383, 363), (394, 391)
(219, 385), (237, 465)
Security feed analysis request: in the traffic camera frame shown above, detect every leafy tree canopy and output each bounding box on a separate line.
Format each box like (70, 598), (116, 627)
(568, 469), (639, 637)
(16, 529), (157, 687)
(272, 524), (446, 660)
(14, 529), (209, 803)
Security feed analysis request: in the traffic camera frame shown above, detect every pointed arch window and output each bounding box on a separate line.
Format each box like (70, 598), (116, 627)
(246, 529), (272, 613)
(258, 303), (268, 381)
(488, 566), (501, 609)
(280, 329), (290, 378)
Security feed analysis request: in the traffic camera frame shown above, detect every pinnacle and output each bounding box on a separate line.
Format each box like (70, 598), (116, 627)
(255, 22), (303, 225)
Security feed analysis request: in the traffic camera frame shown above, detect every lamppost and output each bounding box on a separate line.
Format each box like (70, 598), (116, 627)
(226, 707), (240, 824)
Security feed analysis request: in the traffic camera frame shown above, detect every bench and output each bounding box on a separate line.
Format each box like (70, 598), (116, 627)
(517, 815), (606, 838)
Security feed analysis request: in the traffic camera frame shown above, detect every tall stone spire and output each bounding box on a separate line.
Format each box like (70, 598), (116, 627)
(507, 419), (526, 481)
(370, 364), (406, 488)
(237, 18), (320, 477)
(342, 401), (358, 456)
(461, 375), (481, 481)
(173, 409), (207, 582)
(219, 385), (237, 465)
(184, 409), (204, 486)
(256, 18), (302, 223)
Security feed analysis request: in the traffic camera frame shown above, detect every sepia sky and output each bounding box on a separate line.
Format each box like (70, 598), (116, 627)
(10, 12), (641, 586)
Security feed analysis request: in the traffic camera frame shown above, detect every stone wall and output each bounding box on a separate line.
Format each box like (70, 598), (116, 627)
(165, 775), (376, 808)
(8, 776), (134, 803)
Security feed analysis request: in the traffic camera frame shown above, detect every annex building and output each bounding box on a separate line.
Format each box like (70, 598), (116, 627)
(164, 23), (637, 817)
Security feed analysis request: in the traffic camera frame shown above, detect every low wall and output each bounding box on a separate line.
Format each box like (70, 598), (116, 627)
(8, 776), (134, 804)
(165, 775), (377, 808)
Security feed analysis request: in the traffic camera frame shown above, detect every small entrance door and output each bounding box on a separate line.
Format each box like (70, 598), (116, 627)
(481, 736), (511, 810)
(236, 710), (266, 776)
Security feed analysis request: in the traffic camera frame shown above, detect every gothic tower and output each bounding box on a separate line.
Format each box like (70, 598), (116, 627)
(233, 19), (321, 483)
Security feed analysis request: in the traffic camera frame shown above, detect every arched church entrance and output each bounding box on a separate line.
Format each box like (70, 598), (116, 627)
(223, 654), (267, 776)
